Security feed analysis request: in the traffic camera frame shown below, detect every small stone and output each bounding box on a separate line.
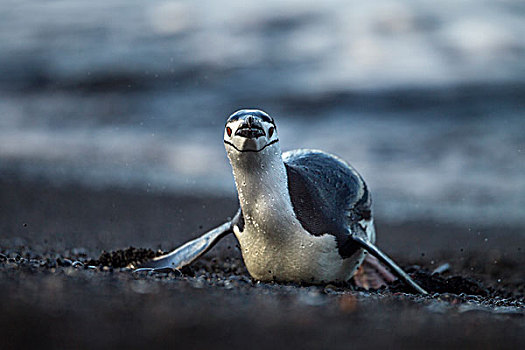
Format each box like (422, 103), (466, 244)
(323, 284), (338, 294)
(72, 261), (85, 268)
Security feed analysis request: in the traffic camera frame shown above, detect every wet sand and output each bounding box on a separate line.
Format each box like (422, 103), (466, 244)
(1, 176), (524, 349)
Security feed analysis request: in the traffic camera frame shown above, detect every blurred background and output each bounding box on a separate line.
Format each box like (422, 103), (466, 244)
(1, 3), (525, 348)
(1, 0), (524, 237)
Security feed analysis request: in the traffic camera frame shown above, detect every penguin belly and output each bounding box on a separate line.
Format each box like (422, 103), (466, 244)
(233, 224), (365, 284)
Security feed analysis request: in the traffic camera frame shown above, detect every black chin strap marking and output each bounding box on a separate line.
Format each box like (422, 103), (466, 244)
(224, 139), (279, 153)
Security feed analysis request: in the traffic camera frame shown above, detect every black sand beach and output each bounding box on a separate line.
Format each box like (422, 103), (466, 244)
(1, 176), (524, 349)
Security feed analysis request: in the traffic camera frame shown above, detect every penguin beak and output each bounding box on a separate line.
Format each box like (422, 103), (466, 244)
(235, 118), (265, 139)
(235, 124), (265, 139)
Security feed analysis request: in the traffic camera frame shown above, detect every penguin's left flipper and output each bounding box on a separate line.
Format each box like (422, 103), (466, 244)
(353, 254), (396, 290)
(132, 210), (241, 272)
(351, 234), (428, 295)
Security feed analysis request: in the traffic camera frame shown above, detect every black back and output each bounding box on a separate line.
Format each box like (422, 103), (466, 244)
(283, 150), (371, 258)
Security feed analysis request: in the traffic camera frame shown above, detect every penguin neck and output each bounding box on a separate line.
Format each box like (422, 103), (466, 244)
(228, 145), (293, 223)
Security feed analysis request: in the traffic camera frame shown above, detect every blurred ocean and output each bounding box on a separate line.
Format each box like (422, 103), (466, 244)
(1, 0), (524, 225)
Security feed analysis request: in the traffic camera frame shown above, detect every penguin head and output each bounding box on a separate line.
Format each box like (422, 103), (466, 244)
(224, 109), (279, 152)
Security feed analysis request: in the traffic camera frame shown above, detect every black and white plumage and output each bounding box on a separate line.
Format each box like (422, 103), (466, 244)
(136, 109), (427, 294)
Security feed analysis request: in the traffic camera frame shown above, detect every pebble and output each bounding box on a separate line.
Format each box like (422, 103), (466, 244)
(72, 261), (85, 268)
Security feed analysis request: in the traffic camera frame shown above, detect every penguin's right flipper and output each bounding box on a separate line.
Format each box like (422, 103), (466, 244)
(132, 210), (241, 273)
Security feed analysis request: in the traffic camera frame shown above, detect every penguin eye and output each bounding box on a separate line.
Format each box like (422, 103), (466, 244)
(226, 127), (232, 137)
(268, 126), (274, 138)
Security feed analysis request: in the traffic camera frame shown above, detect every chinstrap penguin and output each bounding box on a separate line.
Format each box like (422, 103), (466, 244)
(136, 109), (427, 294)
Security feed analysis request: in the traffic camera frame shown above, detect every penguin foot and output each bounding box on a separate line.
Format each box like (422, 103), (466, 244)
(353, 255), (397, 290)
